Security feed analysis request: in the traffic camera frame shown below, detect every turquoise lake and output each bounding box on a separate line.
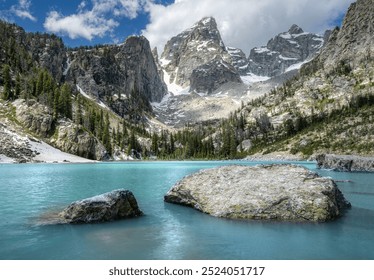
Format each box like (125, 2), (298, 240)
(0, 161), (373, 260)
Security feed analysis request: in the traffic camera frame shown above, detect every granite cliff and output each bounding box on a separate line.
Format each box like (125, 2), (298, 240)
(161, 17), (242, 94)
(246, 24), (327, 77)
(65, 36), (167, 118)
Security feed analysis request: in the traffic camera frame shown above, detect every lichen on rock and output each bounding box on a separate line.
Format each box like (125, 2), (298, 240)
(165, 164), (351, 222)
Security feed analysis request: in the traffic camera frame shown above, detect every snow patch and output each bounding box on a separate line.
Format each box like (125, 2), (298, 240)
(196, 41), (209, 51)
(63, 57), (72, 76)
(29, 140), (94, 163)
(313, 37), (324, 42)
(160, 58), (171, 66)
(280, 33), (292, 39)
(279, 55), (297, 61)
(293, 32), (311, 37)
(0, 154), (15, 163)
(288, 40), (299, 46)
(202, 17), (212, 25)
(77, 84), (109, 109)
(162, 69), (189, 96)
(254, 47), (270, 53)
(241, 74), (270, 84)
(285, 58), (313, 72)
(76, 85), (92, 100)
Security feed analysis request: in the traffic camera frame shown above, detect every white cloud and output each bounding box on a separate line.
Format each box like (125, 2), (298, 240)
(44, 0), (152, 40)
(11, 0), (37, 22)
(142, 0), (355, 55)
(44, 11), (118, 40)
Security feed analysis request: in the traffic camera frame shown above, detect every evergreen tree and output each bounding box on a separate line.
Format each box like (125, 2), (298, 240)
(75, 95), (83, 125)
(116, 123), (121, 146)
(229, 130), (237, 158)
(2, 64), (12, 100)
(58, 83), (72, 119)
(102, 112), (112, 155)
(35, 70), (44, 96)
(15, 73), (21, 98)
(169, 133), (175, 154)
(151, 132), (159, 156)
(53, 88), (60, 120)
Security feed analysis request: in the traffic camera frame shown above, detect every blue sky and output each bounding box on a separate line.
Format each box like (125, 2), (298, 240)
(0, 0), (172, 47)
(0, 0), (354, 54)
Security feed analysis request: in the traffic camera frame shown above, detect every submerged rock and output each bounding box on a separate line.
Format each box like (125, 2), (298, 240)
(164, 164), (351, 222)
(59, 189), (143, 224)
(316, 154), (374, 172)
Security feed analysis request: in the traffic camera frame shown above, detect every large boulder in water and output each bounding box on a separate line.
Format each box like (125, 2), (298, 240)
(59, 189), (143, 224)
(164, 164), (351, 222)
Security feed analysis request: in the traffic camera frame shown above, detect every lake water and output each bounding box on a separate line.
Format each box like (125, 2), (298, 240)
(0, 161), (373, 260)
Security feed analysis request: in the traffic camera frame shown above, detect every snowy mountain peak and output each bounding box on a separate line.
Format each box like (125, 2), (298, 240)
(196, 16), (216, 28)
(288, 24), (304, 34)
(246, 25), (326, 77)
(160, 16), (238, 92)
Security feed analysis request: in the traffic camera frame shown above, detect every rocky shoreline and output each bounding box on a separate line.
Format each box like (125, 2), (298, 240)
(243, 152), (305, 162)
(316, 154), (374, 172)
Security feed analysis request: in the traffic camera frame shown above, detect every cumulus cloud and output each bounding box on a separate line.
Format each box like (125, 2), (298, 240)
(44, 0), (151, 40)
(11, 0), (37, 21)
(142, 0), (355, 55)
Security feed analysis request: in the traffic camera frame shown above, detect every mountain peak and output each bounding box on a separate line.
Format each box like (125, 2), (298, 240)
(198, 17), (216, 26)
(189, 16), (218, 33)
(288, 24), (304, 34)
(247, 25), (325, 77)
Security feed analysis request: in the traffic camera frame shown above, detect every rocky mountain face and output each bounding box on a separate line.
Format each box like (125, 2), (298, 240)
(0, 20), (167, 161)
(246, 24), (326, 77)
(13, 99), (108, 160)
(161, 17), (242, 93)
(317, 0), (373, 71)
(229, 0), (374, 158)
(0, 21), (67, 82)
(1, 20), (167, 117)
(190, 59), (242, 94)
(65, 36), (167, 118)
(226, 47), (249, 75)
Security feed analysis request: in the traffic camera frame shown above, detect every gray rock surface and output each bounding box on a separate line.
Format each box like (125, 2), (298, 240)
(190, 59), (242, 94)
(165, 164), (350, 222)
(0, 123), (34, 163)
(316, 154), (374, 172)
(51, 120), (108, 161)
(65, 36), (167, 117)
(161, 17), (241, 90)
(14, 99), (53, 138)
(226, 46), (249, 75)
(59, 189), (143, 224)
(317, 0), (374, 71)
(247, 24), (325, 77)
(11, 99), (107, 161)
